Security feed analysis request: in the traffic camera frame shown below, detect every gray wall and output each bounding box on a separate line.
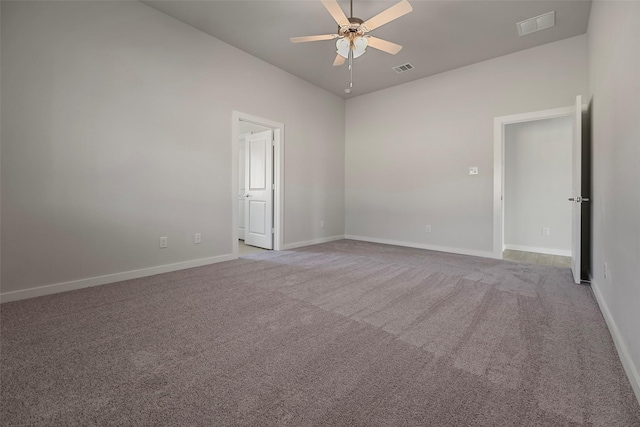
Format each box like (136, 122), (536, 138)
(345, 35), (587, 255)
(504, 117), (572, 254)
(588, 0), (640, 399)
(1, 1), (345, 295)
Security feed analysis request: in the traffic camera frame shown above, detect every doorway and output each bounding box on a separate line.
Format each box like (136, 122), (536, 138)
(503, 116), (573, 258)
(494, 98), (587, 283)
(232, 111), (284, 257)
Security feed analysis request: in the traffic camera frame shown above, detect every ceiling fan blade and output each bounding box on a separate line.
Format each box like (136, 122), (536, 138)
(363, 0), (413, 32)
(333, 54), (346, 66)
(321, 0), (350, 27)
(290, 34), (338, 43)
(367, 36), (403, 55)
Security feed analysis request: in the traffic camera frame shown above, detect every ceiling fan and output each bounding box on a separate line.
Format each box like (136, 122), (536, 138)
(291, 0), (413, 67)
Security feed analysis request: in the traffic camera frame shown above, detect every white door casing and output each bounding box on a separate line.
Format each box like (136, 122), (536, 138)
(570, 95), (583, 284)
(238, 134), (249, 240)
(244, 130), (273, 249)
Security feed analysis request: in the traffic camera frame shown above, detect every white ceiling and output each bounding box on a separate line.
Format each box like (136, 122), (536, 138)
(144, 0), (592, 98)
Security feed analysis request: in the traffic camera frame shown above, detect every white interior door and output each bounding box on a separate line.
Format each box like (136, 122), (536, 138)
(570, 95), (583, 284)
(238, 135), (247, 240)
(244, 130), (273, 249)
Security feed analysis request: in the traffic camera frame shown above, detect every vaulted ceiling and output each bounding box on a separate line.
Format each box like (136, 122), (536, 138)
(144, 1), (592, 98)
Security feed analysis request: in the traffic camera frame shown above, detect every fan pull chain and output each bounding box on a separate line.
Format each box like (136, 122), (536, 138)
(349, 50), (353, 88)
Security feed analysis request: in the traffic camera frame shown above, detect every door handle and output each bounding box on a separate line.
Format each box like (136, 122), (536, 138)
(568, 196), (590, 203)
(245, 194), (251, 198)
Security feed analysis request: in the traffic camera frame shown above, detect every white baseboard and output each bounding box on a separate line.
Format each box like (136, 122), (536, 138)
(0, 254), (236, 304)
(503, 244), (571, 257)
(344, 235), (497, 259)
(591, 278), (640, 405)
(282, 235), (345, 250)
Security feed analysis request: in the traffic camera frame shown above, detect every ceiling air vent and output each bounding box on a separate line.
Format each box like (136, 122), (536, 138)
(517, 11), (555, 36)
(392, 63), (414, 73)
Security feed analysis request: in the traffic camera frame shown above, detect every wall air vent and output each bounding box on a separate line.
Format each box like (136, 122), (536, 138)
(517, 11), (555, 36)
(392, 63), (414, 73)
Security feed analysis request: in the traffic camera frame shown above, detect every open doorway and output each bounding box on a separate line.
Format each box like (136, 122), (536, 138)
(232, 111), (284, 258)
(493, 107), (575, 267)
(502, 116), (573, 266)
(494, 99), (587, 282)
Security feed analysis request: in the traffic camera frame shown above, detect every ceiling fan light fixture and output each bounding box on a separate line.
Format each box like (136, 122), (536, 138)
(352, 36), (368, 58)
(336, 38), (350, 58)
(293, 0), (411, 81)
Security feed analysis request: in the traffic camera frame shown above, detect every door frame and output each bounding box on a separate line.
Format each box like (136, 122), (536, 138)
(237, 131), (253, 241)
(493, 105), (574, 259)
(232, 111), (284, 257)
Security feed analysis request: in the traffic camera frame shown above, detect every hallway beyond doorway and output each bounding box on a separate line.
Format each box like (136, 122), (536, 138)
(239, 240), (269, 257)
(503, 249), (571, 267)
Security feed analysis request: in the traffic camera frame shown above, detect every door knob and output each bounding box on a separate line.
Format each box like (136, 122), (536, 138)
(245, 194), (251, 198)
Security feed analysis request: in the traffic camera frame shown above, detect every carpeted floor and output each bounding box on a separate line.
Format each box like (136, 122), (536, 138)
(2, 240), (639, 426)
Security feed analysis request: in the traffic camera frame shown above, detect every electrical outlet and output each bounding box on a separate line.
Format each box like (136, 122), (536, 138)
(468, 167), (478, 175)
(194, 233), (202, 244)
(320, 221), (324, 228)
(542, 227), (550, 236)
(160, 236), (168, 248)
(425, 225), (432, 233)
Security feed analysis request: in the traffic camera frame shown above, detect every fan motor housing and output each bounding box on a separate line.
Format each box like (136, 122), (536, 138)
(339, 17), (365, 37)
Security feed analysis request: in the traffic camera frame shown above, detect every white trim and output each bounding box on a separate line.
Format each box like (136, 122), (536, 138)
(232, 111), (284, 256)
(345, 235), (498, 259)
(493, 105), (575, 259)
(591, 279), (640, 405)
(273, 128), (283, 251)
(282, 235), (345, 250)
(0, 254), (236, 303)
(503, 244), (571, 257)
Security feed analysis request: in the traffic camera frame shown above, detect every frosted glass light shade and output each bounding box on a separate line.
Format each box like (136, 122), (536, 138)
(352, 37), (368, 58)
(336, 38), (350, 58)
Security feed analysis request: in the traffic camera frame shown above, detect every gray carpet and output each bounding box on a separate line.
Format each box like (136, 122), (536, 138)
(2, 240), (639, 426)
